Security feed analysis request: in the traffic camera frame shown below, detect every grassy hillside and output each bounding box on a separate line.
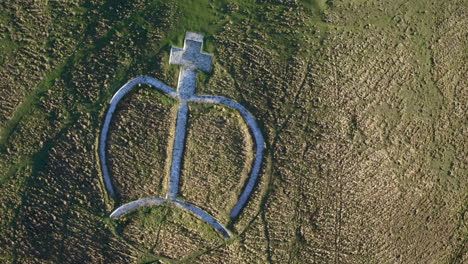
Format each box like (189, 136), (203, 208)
(0, 0), (466, 263)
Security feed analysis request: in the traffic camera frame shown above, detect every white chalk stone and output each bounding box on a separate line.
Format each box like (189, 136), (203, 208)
(99, 32), (264, 239)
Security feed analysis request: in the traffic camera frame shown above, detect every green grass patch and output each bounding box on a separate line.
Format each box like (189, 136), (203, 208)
(0, 57), (67, 151)
(165, 0), (228, 52)
(0, 37), (17, 65)
(301, 0), (329, 13)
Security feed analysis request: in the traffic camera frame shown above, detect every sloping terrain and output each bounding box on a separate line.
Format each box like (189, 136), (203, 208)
(0, 0), (466, 263)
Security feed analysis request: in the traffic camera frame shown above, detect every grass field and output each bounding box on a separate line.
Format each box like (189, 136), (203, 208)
(0, 0), (466, 263)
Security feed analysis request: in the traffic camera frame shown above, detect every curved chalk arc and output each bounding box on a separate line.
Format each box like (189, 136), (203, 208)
(110, 197), (231, 238)
(99, 76), (177, 197)
(100, 76), (264, 238)
(110, 197), (167, 219)
(173, 200), (232, 238)
(188, 95), (265, 218)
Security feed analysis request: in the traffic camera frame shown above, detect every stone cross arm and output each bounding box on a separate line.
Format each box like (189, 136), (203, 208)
(169, 32), (213, 72)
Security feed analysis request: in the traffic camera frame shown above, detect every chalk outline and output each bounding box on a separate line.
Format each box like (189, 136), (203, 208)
(99, 33), (264, 238)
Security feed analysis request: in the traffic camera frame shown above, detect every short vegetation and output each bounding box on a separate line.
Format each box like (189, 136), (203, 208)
(0, 0), (466, 263)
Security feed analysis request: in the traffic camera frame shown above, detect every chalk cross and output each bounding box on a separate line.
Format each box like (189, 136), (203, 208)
(99, 32), (265, 238)
(166, 33), (212, 200)
(170, 32), (212, 99)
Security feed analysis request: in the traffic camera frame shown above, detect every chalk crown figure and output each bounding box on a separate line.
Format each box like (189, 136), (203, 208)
(99, 32), (265, 238)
